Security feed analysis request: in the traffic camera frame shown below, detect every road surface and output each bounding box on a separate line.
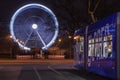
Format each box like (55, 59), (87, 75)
(0, 59), (111, 80)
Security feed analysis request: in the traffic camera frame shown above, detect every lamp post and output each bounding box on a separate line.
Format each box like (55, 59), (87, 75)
(7, 35), (13, 58)
(68, 35), (73, 59)
(58, 38), (62, 55)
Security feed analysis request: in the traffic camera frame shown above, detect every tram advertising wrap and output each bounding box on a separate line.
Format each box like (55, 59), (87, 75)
(74, 12), (120, 80)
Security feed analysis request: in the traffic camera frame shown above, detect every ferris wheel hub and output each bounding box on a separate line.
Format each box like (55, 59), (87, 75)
(32, 24), (38, 29)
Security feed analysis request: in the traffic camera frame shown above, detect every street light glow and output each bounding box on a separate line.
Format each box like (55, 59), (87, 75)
(10, 35), (13, 39)
(58, 38), (62, 42)
(68, 36), (72, 39)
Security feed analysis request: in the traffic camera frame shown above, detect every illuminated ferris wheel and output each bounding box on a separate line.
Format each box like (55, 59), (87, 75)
(10, 3), (59, 50)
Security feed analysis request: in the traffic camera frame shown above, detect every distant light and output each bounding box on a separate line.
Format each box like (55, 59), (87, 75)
(20, 40), (22, 43)
(68, 36), (72, 39)
(10, 35), (13, 39)
(32, 24), (38, 29)
(58, 39), (62, 42)
(16, 39), (19, 42)
(74, 37), (77, 40)
(74, 36), (80, 40)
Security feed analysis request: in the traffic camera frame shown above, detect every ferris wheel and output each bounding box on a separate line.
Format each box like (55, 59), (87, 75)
(10, 3), (59, 50)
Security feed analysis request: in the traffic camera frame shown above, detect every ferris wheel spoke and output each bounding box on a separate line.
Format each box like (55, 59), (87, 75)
(36, 30), (46, 47)
(24, 30), (33, 46)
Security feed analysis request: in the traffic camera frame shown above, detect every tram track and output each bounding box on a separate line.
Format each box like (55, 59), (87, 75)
(33, 67), (42, 80)
(48, 66), (68, 80)
(0, 63), (109, 80)
(32, 65), (69, 80)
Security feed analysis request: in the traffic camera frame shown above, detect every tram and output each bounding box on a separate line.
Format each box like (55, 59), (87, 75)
(74, 12), (120, 80)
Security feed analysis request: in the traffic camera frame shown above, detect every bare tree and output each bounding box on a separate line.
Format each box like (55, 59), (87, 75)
(88, 0), (100, 23)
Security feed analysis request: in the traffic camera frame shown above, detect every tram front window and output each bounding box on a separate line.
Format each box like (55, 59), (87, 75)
(74, 36), (84, 64)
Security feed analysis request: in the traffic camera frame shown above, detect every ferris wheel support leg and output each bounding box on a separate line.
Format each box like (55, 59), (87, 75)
(36, 30), (46, 47)
(24, 30), (33, 46)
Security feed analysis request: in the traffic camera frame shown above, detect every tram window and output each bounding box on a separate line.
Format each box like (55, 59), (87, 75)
(75, 36), (84, 53)
(108, 35), (112, 40)
(88, 44), (94, 56)
(99, 43), (102, 57)
(74, 36), (85, 64)
(80, 41), (84, 52)
(104, 36), (108, 41)
(103, 42), (108, 57)
(99, 37), (102, 42)
(91, 39), (94, 43)
(88, 34), (94, 57)
(75, 42), (80, 53)
(80, 37), (84, 41)
(89, 39), (92, 43)
(95, 43), (98, 57)
(80, 37), (84, 50)
(89, 40), (92, 43)
(108, 41), (112, 58)
(103, 35), (112, 58)
(95, 43), (102, 57)
(95, 38), (99, 42)
(89, 39), (94, 43)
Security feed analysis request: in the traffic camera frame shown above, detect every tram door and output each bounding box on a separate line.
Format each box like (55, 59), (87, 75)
(74, 35), (84, 68)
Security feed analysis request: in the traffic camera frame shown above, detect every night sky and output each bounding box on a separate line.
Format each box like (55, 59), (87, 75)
(0, 0), (120, 38)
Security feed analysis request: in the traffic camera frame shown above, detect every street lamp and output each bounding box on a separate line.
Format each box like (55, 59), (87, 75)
(58, 38), (62, 55)
(58, 38), (62, 42)
(10, 35), (13, 39)
(68, 36), (72, 39)
(8, 35), (13, 58)
(68, 35), (74, 59)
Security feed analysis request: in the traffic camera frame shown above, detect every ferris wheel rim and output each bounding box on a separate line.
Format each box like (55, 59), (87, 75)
(10, 3), (59, 50)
